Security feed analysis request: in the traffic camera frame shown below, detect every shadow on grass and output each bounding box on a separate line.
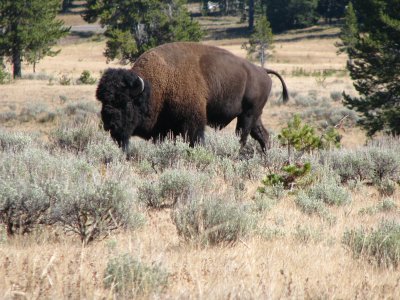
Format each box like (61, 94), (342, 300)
(204, 25), (250, 40)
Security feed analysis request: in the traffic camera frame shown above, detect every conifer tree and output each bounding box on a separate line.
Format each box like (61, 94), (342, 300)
(342, 0), (400, 136)
(243, 15), (273, 67)
(83, 0), (203, 64)
(0, 0), (69, 78)
(336, 2), (358, 56)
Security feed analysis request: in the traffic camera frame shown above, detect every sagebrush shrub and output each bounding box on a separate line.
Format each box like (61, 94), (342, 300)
(149, 138), (189, 171)
(104, 254), (168, 296)
(293, 95), (319, 107)
(0, 147), (59, 235)
(84, 135), (124, 164)
(185, 145), (215, 170)
(377, 178), (397, 197)
(307, 177), (351, 206)
(63, 101), (99, 116)
(294, 176), (348, 223)
(0, 180), (50, 235)
(0, 111), (17, 123)
(343, 220), (400, 268)
(50, 120), (102, 152)
(359, 198), (398, 216)
(330, 91), (343, 102)
(19, 103), (54, 123)
(368, 148), (399, 182)
(51, 172), (144, 245)
(138, 169), (210, 208)
(0, 130), (34, 152)
(172, 196), (257, 246)
(295, 191), (328, 216)
(205, 130), (240, 159)
(293, 224), (323, 244)
(0, 144), (143, 243)
(323, 149), (373, 183)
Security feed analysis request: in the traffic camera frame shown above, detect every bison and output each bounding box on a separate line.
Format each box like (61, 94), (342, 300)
(96, 42), (288, 152)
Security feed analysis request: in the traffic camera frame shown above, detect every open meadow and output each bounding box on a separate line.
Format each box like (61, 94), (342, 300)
(0, 6), (399, 299)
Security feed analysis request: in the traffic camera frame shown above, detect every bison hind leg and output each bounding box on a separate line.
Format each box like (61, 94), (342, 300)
(250, 119), (270, 152)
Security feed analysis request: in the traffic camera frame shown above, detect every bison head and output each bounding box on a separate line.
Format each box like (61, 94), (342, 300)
(96, 68), (147, 152)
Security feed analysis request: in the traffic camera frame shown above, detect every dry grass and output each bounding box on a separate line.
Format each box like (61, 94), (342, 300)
(1, 9), (398, 299)
(1, 190), (399, 298)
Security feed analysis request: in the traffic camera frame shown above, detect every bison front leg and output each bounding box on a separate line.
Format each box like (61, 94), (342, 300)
(250, 118), (270, 152)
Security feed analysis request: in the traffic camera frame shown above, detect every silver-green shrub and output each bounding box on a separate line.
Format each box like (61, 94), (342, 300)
(204, 130), (240, 159)
(359, 198), (398, 215)
(368, 147), (400, 182)
(330, 91), (343, 102)
(63, 101), (99, 118)
(84, 135), (124, 164)
(343, 220), (400, 268)
(307, 177), (351, 206)
(148, 138), (190, 171)
(50, 120), (102, 153)
(172, 196), (257, 246)
(104, 254), (168, 297)
(138, 168), (210, 208)
(293, 224), (324, 244)
(0, 143), (143, 243)
(295, 176), (349, 223)
(0, 147), (58, 235)
(51, 174), (143, 245)
(322, 149), (373, 183)
(0, 130), (34, 152)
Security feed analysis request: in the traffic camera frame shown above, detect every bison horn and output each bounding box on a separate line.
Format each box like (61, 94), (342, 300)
(137, 76), (145, 94)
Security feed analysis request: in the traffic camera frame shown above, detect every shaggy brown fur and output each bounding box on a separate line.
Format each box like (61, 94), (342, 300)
(97, 42), (288, 151)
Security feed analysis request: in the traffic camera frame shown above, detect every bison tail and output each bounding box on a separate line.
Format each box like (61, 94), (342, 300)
(264, 68), (289, 103)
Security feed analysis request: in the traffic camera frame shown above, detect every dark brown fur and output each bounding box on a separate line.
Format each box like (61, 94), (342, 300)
(97, 42), (288, 151)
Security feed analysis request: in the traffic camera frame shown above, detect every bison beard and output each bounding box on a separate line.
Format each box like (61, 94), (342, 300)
(96, 42), (288, 152)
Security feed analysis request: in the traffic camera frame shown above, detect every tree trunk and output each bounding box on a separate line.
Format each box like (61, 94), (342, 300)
(12, 49), (22, 79)
(248, 0), (254, 31)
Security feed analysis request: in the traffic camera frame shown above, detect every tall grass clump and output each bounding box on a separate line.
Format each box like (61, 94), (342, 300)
(172, 196), (257, 246)
(343, 220), (400, 268)
(104, 254), (169, 297)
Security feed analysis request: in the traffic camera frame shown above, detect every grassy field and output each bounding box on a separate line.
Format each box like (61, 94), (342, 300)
(0, 5), (399, 300)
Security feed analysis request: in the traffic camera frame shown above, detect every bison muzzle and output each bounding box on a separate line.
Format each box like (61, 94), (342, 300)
(96, 42), (288, 152)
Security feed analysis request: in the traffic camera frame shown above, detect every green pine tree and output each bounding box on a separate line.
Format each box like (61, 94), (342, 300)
(342, 0), (400, 136)
(0, 0), (69, 78)
(335, 2), (358, 56)
(83, 0), (203, 64)
(243, 15), (273, 67)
